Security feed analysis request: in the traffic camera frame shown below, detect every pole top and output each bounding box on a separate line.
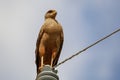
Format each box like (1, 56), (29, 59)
(36, 65), (59, 80)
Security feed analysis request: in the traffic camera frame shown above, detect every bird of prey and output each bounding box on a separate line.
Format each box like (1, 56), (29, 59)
(35, 10), (64, 74)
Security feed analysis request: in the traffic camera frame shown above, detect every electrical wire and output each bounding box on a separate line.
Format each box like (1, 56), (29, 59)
(54, 28), (120, 68)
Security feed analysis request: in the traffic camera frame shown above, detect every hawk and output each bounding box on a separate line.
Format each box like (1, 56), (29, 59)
(35, 10), (64, 74)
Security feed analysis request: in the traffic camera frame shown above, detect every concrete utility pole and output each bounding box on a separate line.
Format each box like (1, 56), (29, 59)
(36, 65), (59, 80)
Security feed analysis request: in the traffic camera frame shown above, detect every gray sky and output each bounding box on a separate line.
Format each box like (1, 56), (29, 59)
(0, 0), (120, 80)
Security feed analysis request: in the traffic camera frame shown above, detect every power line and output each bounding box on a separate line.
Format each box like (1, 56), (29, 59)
(54, 28), (120, 68)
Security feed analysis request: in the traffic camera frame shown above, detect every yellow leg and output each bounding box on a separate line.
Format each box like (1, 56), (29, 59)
(51, 50), (57, 67)
(41, 56), (44, 68)
(51, 57), (53, 67)
(38, 56), (44, 71)
(39, 44), (45, 70)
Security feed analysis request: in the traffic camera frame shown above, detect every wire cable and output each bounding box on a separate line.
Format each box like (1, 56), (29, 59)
(54, 28), (120, 68)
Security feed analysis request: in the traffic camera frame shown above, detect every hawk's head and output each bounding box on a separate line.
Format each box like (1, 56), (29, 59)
(45, 10), (57, 19)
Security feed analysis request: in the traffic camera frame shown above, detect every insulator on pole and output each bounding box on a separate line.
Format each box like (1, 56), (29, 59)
(36, 65), (59, 80)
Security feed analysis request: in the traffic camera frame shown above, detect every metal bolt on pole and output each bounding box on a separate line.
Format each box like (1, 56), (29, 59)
(36, 65), (59, 80)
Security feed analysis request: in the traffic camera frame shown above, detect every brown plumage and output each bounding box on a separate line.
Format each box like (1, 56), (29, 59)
(35, 10), (64, 74)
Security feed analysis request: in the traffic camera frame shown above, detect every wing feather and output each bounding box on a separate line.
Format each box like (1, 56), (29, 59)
(35, 25), (44, 74)
(53, 28), (64, 66)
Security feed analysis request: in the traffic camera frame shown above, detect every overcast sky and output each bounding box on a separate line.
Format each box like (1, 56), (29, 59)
(0, 0), (120, 80)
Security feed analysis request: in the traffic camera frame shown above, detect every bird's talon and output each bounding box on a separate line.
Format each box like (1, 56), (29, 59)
(39, 66), (43, 71)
